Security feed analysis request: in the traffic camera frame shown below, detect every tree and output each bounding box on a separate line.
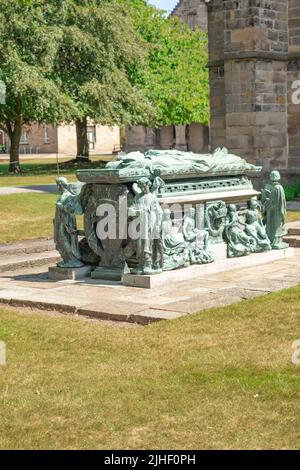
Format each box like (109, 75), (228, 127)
(0, 1), (75, 173)
(119, 0), (210, 127)
(54, 0), (154, 160)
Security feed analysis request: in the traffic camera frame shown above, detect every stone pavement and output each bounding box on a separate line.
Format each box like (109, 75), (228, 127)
(287, 199), (300, 211)
(0, 248), (300, 325)
(0, 185), (57, 196)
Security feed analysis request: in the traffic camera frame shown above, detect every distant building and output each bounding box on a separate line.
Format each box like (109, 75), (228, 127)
(0, 129), (6, 151)
(1, 123), (120, 156)
(172, 0), (208, 32)
(125, 124), (209, 154)
(125, 0), (209, 154)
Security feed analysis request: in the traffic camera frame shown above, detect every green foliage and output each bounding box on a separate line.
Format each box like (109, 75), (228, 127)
(0, 0), (210, 170)
(0, 1), (75, 130)
(120, 0), (210, 126)
(284, 182), (300, 201)
(54, 0), (154, 126)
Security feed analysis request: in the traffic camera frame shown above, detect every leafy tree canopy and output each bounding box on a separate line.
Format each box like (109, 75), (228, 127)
(119, 0), (210, 126)
(53, 0), (154, 127)
(0, 0), (75, 171)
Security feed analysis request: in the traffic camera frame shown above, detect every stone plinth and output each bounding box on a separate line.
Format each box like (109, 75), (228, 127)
(91, 266), (123, 282)
(210, 242), (227, 260)
(159, 189), (260, 206)
(122, 248), (294, 289)
(48, 266), (92, 281)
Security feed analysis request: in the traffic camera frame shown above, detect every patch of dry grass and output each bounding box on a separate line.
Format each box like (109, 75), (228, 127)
(0, 286), (300, 450)
(287, 211), (300, 223)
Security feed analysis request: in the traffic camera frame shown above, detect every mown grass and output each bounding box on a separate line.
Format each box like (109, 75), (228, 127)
(0, 193), (57, 244)
(287, 211), (300, 223)
(0, 173), (76, 188)
(0, 156), (110, 187)
(0, 286), (300, 450)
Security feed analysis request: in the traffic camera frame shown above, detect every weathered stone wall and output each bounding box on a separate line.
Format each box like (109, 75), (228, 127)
(188, 123), (209, 152)
(172, 0), (208, 31)
(289, 0), (300, 53)
(159, 126), (174, 150)
(125, 124), (209, 153)
(57, 125), (120, 156)
(17, 124), (58, 155)
(207, 0), (298, 176)
(288, 0), (300, 169)
(125, 126), (158, 153)
(208, 0), (226, 148)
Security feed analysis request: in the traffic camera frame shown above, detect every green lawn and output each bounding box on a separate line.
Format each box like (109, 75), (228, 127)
(287, 211), (300, 223)
(0, 173), (76, 188)
(0, 286), (300, 449)
(0, 193), (57, 244)
(0, 156), (110, 187)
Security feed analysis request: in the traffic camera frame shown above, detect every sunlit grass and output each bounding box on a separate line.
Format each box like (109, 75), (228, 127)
(287, 211), (300, 223)
(0, 155), (111, 187)
(0, 285), (300, 449)
(0, 193), (57, 244)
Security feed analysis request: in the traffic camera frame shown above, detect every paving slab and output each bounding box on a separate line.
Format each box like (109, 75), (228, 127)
(287, 200), (300, 211)
(0, 238), (55, 257)
(0, 248), (299, 325)
(0, 185), (57, 196)
(122, 248), (294, 288)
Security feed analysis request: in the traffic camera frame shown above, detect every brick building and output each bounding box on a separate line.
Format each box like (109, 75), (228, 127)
(1, 123), (120, 156)
(125, 0), (210, 154)
(207, 0), (300, 182)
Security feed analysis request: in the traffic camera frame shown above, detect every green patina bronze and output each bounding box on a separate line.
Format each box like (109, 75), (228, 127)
(105, 148), (262, 178)
(54, 177), (85, 268)
(262, 171), (289, 250)
(127, 177), (163, 275)
(245, 198), (271, 253)
(52, 150), (289, 279)
(224, 199), (272, 258)
(224, 204), (252, 258)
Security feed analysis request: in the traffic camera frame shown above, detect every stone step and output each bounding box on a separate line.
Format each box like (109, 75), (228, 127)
(0, 239), (55, 258)
(0, 250), (60, 273)
(284, 235), (300, 248)
(287, 227), (300, 236)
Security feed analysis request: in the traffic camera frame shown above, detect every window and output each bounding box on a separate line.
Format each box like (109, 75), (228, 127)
(20, 131), (28, 145)
(45, 126), (50, 144)
(87, 126), (96, 150)
(188, 14), (197, 30)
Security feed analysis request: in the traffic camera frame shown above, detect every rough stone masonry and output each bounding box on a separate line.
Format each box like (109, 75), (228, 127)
(207, 0), (300, 183)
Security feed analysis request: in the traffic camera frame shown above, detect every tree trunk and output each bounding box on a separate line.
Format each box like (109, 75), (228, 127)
(75, 117), (90, 161)
(9, 118), (22, 174)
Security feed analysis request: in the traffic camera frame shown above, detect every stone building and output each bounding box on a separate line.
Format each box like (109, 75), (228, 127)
(1, 123), (120, 156)
(207, 0), (300, 182)
(125, 123), (209, 153)
(172, 0), (208, 31)
(125, 0), (209, 154)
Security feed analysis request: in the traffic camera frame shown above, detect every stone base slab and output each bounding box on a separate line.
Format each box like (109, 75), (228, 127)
(91, 266), (123, 281)
(122, 248), (295, 289)
(210, 242), (227, 260)
(48, 266), (92, 281)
